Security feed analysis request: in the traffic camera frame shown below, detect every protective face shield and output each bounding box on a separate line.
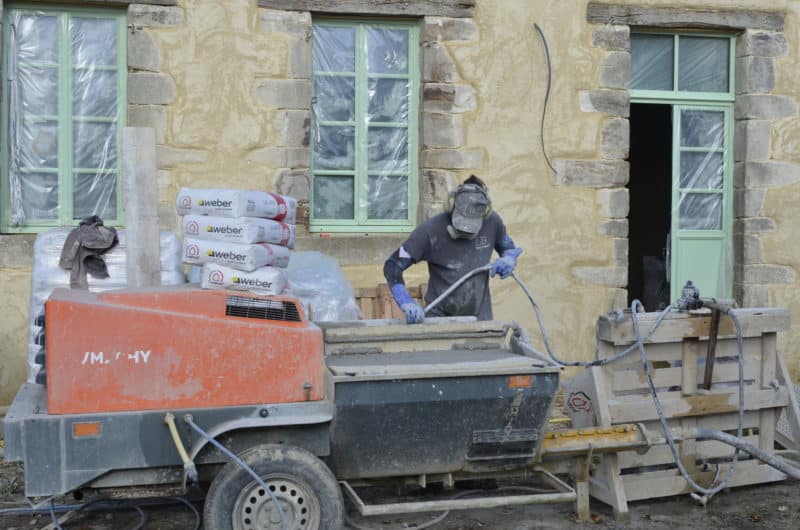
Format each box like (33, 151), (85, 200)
(448, 184), (491, 239)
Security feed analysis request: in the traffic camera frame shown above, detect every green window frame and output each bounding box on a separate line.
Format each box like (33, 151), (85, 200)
(630, 32), (735, 301)
(1, 4), (127, 233)
(630, 32), (736, 103)
(310, 19), (420, 233)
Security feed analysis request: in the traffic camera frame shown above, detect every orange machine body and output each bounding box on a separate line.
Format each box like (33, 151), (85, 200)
(44, 287), (325, 415)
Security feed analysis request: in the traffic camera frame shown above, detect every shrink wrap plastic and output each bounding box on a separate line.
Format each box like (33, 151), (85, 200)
(28, 228), (184, 381)
(285, 251), (360, 322)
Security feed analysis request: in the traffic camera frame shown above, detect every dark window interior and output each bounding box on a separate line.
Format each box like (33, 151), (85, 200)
(628, 103), (672, 311)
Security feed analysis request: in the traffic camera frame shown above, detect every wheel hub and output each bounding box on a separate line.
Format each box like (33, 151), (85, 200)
(233, 474), (321, 530)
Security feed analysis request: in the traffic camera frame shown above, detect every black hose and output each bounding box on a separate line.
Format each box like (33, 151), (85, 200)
(534, 23), (555, 174)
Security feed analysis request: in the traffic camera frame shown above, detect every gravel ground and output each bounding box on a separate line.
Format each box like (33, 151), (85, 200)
(0, 458), (797, 530)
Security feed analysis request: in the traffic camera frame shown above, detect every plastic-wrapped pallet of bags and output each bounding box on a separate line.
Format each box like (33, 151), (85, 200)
(200, 263), (288, 295)
(285, 251), (361, 321)
(176, 188), (297, 224)
(183, 238), (290, 271)
(182, 215), (296, 247)
(27, 228), (185, 382)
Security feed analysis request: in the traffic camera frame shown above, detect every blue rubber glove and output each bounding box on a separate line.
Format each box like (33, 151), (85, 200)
(391, 283), (425, 324)
(490, 247), (523, 279)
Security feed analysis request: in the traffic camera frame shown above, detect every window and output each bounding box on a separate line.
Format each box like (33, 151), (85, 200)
(629, 33), (734, 302)
(631, 33), (734, 99)
(1, 6), (126, 233)
(310, 20), (419, 233)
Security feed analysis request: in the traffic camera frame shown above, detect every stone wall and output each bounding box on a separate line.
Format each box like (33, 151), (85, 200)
(2, 0), (800, 404)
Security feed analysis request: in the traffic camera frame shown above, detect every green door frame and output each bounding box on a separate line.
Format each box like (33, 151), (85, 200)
(630, 33), (735, 302)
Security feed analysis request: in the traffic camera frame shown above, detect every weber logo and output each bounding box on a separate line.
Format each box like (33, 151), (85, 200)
(179, 195), (192, 208)
(206, 225), (243, 235)
(185, 244), (200, 258)
(207, 250), (247, 262)
(186, 220), (200, 234)
(198, 199), (233, 208)
(232, 276), (273, 289)
(208, 270), (224, 285)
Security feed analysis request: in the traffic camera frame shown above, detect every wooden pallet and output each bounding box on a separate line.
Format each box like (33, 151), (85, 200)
(354, 283), (426, 320)
(562, 308), (799, 519)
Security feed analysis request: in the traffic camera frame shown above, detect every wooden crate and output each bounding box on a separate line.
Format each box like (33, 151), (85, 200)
(562, 307), (800, 518)
(354, 283), (426, 320)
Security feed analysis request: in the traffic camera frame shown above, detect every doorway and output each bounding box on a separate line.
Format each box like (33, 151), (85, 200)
(628, 103), (672, 310)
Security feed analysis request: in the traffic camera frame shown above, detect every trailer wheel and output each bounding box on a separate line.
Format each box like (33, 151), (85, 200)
(203, 444), (344, 530)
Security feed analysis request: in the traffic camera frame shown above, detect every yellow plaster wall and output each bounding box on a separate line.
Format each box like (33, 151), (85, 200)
(4, 0), (800, 406)
(0, 270), (32, 406)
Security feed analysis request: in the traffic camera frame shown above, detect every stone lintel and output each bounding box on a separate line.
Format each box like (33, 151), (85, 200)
(258, 0), (475, 18)
(587, 3), (784, 32)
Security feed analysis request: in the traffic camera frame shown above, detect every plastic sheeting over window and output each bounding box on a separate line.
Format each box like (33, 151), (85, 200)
(676, 109), (726, 231)
(631, 34), (730, 94)
(5, 9), (122, 228)
(311, 21), (416, 228)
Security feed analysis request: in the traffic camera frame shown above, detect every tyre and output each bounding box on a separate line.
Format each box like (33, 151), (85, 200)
(203, 444), (344, 530)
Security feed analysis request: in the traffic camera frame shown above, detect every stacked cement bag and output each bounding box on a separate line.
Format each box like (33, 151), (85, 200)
(177, 188), (297, 296)
(27, 228), (184, 382)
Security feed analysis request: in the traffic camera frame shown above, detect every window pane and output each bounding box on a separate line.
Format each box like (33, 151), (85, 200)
(368, 175), (407, 219)
(680, 152), (723, 190)
(368, 127), (408, 172)
(19, 66), (58, 116)
(74, 70), (117, 117)
(18, 172), (59, 220)
(313, 126), (355, 170)
(366, 27), (408, 74)
(631, 34), (673, 90)
(313, 26), (355, 72)
(21, 120), (58, 168)
(73, 170), (117, 219)
(73, 122), (117, 169)
(72, 17), (117, 66)
(14, 14), (59, 63)
(368, 78), (408, 123)
(679, 37), (729, 93)
(314, 76), (354, 122)
(313, 176), (354, 219)
(681, 110), (724, 148)
(679, 193), (722, 230)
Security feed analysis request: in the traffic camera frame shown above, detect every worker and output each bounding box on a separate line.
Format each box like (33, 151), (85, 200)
(384, 175), (523, 324)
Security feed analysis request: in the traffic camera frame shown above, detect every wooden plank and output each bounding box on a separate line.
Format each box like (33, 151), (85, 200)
(258, 0), (475, 18)
(360, 297), (375, 320)
(376, 283), (395, 320)
(609, 387), (789, 423)
(585, 362), (629, 518)
(586, 3), (785, 32)
(682, 339), (700, 396)
(621, 461), (785, 502)
(776, 351), (800, 450)
(635, 412), (761, 436)
(606, 337), (763, 370)
(759, 333), (778, 452)
(597, 308), (790, 345)
(618, 435), (760, 470)
(612, 358), (761, 393)
(355, 287), (378, 298)
(679, 417), (698, 473)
